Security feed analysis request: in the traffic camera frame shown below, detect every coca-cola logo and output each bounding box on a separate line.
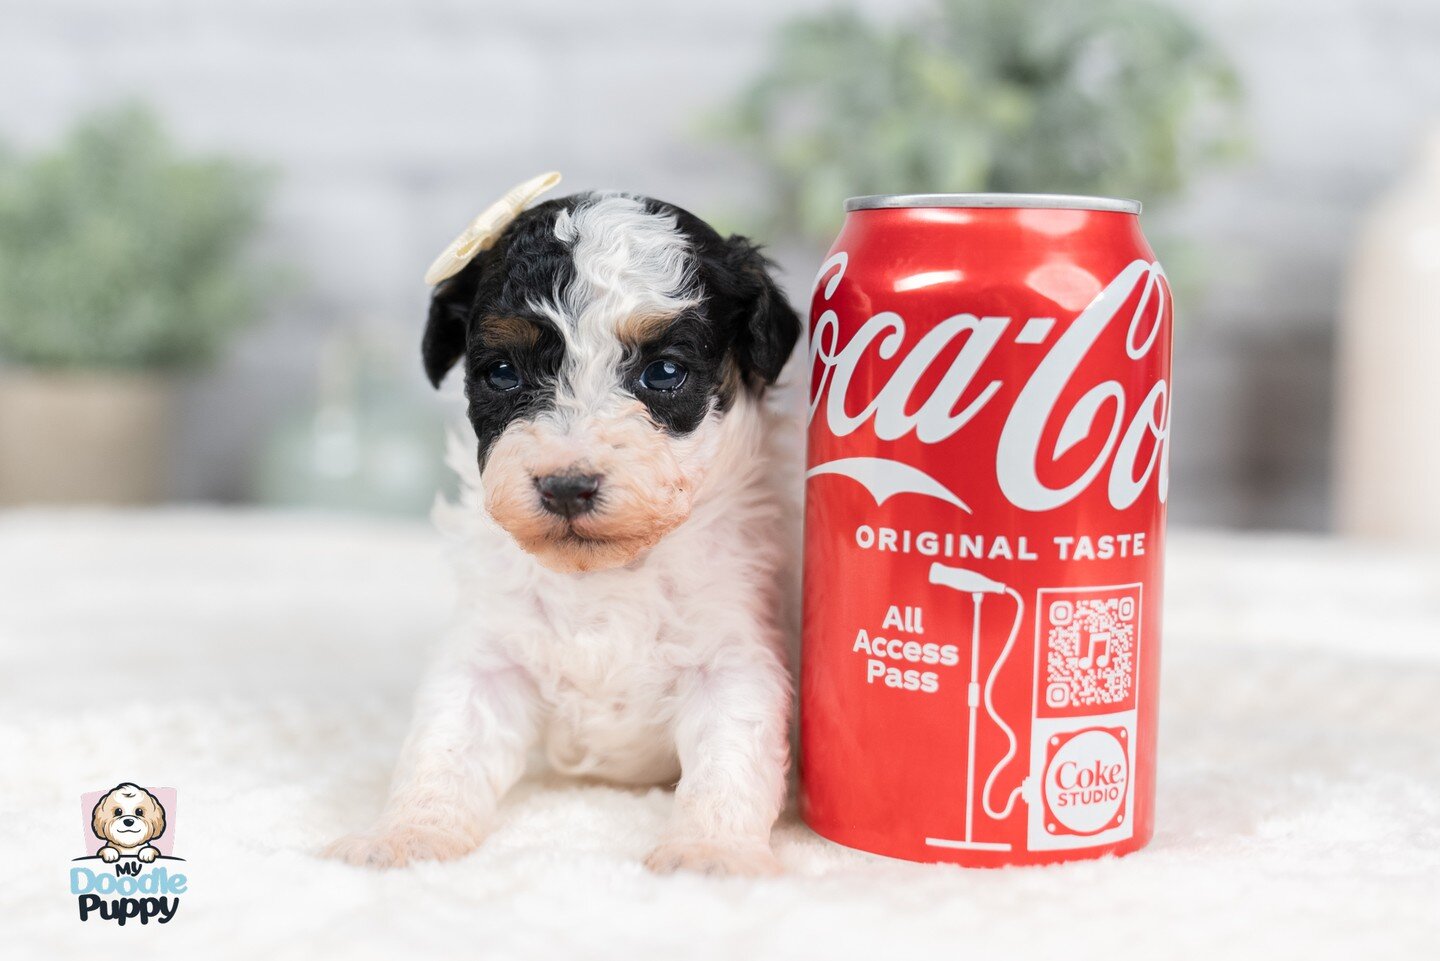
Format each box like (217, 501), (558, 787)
(808, 254), (1171, 514)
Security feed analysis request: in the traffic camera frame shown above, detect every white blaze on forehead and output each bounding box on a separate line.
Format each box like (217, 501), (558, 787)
(536, 194), (700, 416)
(553, 193), (697, 325)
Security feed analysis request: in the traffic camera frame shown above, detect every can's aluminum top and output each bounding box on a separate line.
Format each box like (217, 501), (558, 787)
(844, 193), (1142, 215)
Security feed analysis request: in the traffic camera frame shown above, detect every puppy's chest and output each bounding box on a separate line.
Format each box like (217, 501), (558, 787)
(498, 600), (698, 782)
(524, 628), (682, 702)
(499, 590), (701, 706)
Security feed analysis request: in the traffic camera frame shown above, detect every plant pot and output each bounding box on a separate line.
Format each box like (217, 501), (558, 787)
(0, 369), (174, 506)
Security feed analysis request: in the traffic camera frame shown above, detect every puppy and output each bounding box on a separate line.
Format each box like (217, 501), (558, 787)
(92, 783), (166, 863)
(325, 179), (801, 876)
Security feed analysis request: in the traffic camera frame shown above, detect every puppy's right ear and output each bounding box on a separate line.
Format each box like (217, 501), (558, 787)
(422, 258), (482, 388)
(146, 791), (167, 840)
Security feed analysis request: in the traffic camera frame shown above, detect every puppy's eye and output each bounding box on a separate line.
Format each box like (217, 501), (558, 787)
(135, 808), (144, 816)
(114, 807), (122, 816)
(639, 359), (687, 392)
(484, 360), (522, 392)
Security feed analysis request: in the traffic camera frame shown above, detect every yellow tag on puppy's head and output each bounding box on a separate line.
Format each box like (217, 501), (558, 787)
(424, 171), (562, 286)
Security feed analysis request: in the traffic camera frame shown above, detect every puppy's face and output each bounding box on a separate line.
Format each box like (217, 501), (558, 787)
(422, 193), (800, 573)
(92, 783), (165, 848)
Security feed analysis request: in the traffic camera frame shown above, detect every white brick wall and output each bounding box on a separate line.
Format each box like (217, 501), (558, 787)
(3, 0), (1439, 527)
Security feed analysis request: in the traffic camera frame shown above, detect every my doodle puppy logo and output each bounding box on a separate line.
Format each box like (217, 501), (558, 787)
(71, 783), (186, 925)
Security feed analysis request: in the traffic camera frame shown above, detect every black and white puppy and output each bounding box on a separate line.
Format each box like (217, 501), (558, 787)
(325, 177), (801, 875)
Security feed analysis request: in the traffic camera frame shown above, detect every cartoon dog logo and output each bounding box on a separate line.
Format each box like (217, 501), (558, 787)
(91, 783), (166, 863)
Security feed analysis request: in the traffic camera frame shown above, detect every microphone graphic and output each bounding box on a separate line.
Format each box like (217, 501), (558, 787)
(924, 562), (1026, 853)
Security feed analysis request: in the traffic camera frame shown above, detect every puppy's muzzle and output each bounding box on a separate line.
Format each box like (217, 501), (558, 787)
(535, 473), (601, 518)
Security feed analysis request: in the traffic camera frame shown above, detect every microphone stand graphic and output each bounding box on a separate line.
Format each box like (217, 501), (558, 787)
(924, 562), (1027, 853)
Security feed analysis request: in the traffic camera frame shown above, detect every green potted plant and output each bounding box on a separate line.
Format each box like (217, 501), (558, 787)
(716, 0), (1244, 247)
(0, 104), (272, 504)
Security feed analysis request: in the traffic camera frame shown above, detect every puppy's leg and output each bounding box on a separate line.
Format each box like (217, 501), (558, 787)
(137, 845), (158, 863)
(325, 657), (540, 869)
(646, 650), (790, 877)
(98, 845), (119, 864)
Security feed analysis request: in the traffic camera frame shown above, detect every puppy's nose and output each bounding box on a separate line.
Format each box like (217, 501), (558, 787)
(122, 818), (135, 827)
(536, 473), (601, 518)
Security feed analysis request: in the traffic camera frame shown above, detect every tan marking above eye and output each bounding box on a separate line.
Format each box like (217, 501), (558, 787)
(615, 310), (679, 345)
(478, 316), (541, 348)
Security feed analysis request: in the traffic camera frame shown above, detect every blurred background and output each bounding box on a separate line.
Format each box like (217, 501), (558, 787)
(1, 0), (1438, 535)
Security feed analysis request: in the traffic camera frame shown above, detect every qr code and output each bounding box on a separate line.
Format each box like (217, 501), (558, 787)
(1044, 593), (1138, 709)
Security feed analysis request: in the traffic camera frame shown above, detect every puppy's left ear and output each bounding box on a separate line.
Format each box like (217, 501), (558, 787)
(723, 236), (801, 390)
(421, 257), (483, 389)
(147, 792), (166, 840)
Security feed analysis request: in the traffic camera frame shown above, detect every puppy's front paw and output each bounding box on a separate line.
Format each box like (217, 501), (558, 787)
(322, 824), (481, 869)
(644, 840), (782, 877)
(98, 847), (119, 863)
(137, 847), (158, 863)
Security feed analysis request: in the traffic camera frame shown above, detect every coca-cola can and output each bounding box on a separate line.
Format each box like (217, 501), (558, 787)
(801, 193), (1172, 866)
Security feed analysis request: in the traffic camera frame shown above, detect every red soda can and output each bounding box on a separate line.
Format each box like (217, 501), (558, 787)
(800, 193), (1172, 866)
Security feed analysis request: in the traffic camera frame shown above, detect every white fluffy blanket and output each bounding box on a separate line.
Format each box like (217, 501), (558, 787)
(2, 511), (1436, 959)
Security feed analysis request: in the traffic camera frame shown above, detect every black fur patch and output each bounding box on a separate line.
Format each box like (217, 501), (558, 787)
(462, 310), (565, 468)
(645, 198), (800, 394)
(622, 308), (725, 435)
